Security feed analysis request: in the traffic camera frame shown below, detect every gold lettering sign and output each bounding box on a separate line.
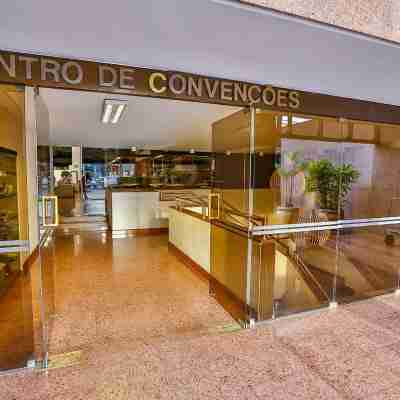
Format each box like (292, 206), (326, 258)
(1, 49), (400, 125)
(0, 50), (301, 110)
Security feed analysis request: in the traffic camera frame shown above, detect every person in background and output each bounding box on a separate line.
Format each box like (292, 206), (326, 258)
(82, 171), (91, 200)
(60, 170), (73, 185)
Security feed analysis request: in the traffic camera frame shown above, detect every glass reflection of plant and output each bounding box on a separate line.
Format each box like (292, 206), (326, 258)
(277, 151), (305, 208)
(305, 159), (360, 211)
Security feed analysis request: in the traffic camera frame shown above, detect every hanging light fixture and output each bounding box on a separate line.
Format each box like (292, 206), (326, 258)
(101, 99), (127, 124)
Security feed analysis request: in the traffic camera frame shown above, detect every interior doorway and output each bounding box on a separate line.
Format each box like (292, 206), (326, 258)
(35, 87), (247, 357)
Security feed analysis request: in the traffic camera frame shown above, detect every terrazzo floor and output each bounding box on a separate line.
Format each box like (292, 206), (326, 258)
(2, 232), (400, 399)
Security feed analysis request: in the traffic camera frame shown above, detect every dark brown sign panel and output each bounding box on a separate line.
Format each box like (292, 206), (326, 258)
(0, 50), (399, 124)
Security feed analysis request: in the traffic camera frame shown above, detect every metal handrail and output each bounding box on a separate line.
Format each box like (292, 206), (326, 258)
(292, 252), (330, 301)
(0, 240), (30, 254)
(274, 238), (330, 302)
(175, 193), (208, 208)
(252, 216), (400, 236)
(0, 240), (29, 247)
(175, 191), (266, 228)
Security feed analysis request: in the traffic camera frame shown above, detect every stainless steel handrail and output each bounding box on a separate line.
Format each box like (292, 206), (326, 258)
(273, 237), (330, 302)
(252, 216), (400, 236)
(0, 240), (30, 254)
(175, 192), (266, 228)
(0, 240), (29, 247)
(175, 193), (208, 207)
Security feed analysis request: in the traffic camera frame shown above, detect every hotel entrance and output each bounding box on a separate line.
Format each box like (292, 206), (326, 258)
(2, 50), (400, 372)
(27, 88), (246, 360)
(35, 84), (400, 339)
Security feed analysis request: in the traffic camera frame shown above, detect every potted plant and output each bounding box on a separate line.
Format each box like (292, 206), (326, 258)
(273, 151), (305, 224)
(304, 159), (360, 220)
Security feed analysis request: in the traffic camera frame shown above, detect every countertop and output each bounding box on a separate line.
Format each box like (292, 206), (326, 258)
(107, 185), (210, 192)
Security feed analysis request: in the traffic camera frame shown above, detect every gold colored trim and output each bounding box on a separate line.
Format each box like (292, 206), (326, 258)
(42, 195), (59, 227)
(208, 193), (220, 220)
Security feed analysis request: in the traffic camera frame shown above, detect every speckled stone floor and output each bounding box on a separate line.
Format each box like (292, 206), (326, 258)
(2, 232), (400, 399)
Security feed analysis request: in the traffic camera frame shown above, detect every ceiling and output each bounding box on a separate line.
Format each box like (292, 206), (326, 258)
(1, 0), (400, 106)
(40, 88), (239, 150)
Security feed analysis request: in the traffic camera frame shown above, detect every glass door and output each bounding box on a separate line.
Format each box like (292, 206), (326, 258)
(249, 110), (400, 321)
(209, 107), (255, 324)
(35, 88), (56, 369)
(36, 91), (58, 233)
(0, 84), (37, 371)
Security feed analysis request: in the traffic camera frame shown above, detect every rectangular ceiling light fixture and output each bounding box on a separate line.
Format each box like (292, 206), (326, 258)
(101, 99), (128, 124)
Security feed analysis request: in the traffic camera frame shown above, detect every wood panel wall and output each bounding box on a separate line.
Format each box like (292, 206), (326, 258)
(0, 84), (28, 248)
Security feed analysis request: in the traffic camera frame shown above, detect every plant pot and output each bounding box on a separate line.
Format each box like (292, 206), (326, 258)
(271, 206), (299, 225)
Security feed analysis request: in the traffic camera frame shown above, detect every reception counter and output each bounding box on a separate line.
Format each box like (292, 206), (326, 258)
(168, 206), (210, 273)
(106, 186), (209, 232)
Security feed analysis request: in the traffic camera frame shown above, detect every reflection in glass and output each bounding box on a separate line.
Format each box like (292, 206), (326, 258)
(0, 263), (34, 371)
(249, 111), (400, 320)
(336, 225), (399, 303)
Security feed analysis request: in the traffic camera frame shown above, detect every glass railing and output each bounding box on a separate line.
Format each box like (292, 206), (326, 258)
(336, 224), (399, 303)
(252, 217), (400, 320)
(175, 193), (400, 323)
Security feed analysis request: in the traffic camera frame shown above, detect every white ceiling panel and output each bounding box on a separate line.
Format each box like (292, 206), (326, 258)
(40, 88), (239, 149)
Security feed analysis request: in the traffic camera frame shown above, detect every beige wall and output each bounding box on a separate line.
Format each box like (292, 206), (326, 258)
(169, 207), (211, 272)
(243, 0), (400, 42)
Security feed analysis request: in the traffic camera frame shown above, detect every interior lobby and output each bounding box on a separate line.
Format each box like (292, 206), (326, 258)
(3, 0), (400, 397)
(2, 81), (400, 373)
(3, 82), (400, 399)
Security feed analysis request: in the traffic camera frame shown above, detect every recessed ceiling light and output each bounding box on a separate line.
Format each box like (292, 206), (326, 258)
(101, 99), (127, 124)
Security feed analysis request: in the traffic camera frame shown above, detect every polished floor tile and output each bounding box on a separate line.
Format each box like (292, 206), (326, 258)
(3, 232), (400, 399)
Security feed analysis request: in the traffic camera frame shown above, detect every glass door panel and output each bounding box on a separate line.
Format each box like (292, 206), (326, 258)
(35, 89), (56, 368)
(0, 84), (37, 371)
(335, 120), (400, 302)
(210, 108), (254, 324)
(212, 108), (252, 230)
(36, 92), (53, 237)
(336, 224), (399, 303)
(250, 111), (349, 319)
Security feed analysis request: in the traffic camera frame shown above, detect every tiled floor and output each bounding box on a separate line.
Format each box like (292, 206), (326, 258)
(45, 232), (234, 354)
(2, 232), (400, 399)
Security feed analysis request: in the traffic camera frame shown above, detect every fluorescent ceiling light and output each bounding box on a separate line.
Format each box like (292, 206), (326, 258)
(111, 104), (126, 124)
(102, 103), (113, 123)
(101, 99), (127, 124)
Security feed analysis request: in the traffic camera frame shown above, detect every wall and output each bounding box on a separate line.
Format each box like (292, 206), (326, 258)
(5, 0), (400, 108)
(243, 0), (400, 42)
(168, 207), (210, 272)
(0, 84), (28, 250)
(370, 146), (400, 218)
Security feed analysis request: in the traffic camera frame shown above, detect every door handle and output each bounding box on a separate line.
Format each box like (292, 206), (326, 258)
(42, 196), (59, 227)
(208, 193), (220, 220)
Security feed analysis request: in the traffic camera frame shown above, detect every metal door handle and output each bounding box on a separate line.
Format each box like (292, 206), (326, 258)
(208, 193), (220, 220)
(42, 196), (59, 227)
